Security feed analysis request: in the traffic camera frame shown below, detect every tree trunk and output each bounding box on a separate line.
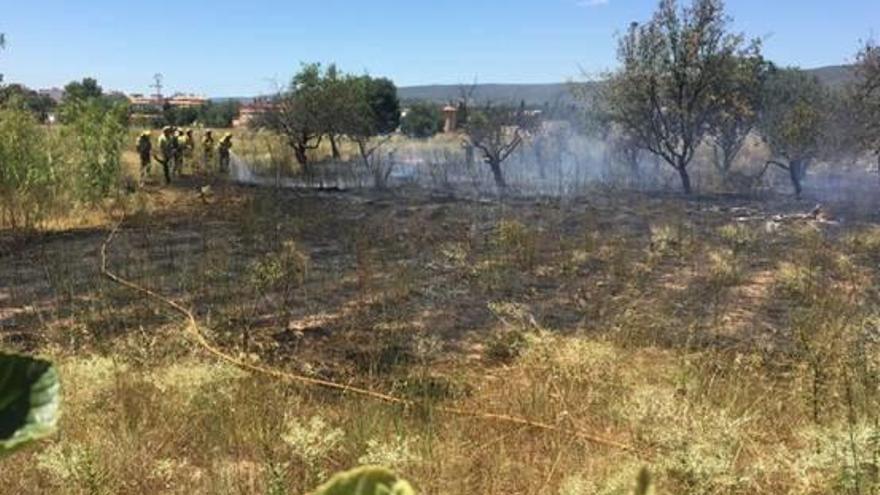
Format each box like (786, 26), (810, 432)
(488, 158), (507, 190)
(677, 166), (692, 195)
(293, 144), (308, 168)
(329, 134), (341, 160)
(789, 159), (804, 198)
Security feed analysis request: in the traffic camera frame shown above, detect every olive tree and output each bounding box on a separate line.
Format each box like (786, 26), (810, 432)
(463, 103), (539, 190)
(758, 67), (827, 198)
(262, 63), (329, 172)
(340, 75), (401, 187)
(604, 0), (753, 194)
(708, 51), (768, 177)
(854, 39), (880, 172)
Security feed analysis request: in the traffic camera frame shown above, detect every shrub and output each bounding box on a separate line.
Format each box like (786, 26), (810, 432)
(401, 103), (442, 138)
(0, 105), (59, 229)
(61, 99), (128, 204)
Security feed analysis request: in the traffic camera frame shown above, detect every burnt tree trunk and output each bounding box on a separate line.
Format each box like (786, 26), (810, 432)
(789, 158), (804, 198)
(677, 165), (692, 195)
(293, 144), (310, 174)
(329, 134), (341, 160)
(488, 157), (507, 190)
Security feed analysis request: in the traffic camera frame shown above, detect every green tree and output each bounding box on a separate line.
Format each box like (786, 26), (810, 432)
(604, 0), (754, 194)
(854, 39), (880, 172)
(401, 102), (442, 138)
(62, 77), (103, 102)
(708, 52), (769, 177)
(463, 103), (539, 190)
(0, 84), (57, 123)
(759, 67), (828, 197)
(262, 63), (328, 171)
(199, 100), (240, 128)
(58, 77), (129, 124)
(340, 75), (402, 186)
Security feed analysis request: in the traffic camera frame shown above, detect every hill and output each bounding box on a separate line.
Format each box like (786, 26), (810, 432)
(210, 65), (855, 106)
(395, 65), (856, 106)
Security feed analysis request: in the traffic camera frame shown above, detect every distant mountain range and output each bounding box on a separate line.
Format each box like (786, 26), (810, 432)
(393, 65), (856, 106)
(205, 65), (855, 107)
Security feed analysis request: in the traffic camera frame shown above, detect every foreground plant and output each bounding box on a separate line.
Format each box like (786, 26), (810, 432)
(0, 354), (60, 456)
(310, 466), (415, 495)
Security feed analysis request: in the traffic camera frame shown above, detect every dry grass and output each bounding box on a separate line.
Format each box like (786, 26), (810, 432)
(3, 177), (880, 494)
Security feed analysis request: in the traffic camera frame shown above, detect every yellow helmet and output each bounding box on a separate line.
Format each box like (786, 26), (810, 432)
(140, 130), (151, 137)
(162, 126), (171, 132)
(223, 133), (232, 140)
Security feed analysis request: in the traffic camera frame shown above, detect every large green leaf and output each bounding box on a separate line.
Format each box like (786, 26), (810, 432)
(0, 353), (60, 456)
(311, 466), (416, 495)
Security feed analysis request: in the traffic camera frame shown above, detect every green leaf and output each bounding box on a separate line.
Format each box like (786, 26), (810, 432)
(0, 353), (60, 456)
(311, 466), (416, 495)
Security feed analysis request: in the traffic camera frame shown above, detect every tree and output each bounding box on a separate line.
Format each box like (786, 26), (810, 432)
(708, 51), (768, 177)
(340, 75), (401, 187)
(0, 84), (56, 122)
(322, 64), (347, 159)
(261, 63), (328, 171)
(401, 102), (442, 138)
(62, 77), (103, 102)
(854, 39), (880, 172)
(199, 100), (240, 128)
(758, 67), (827, 197)
(58, 78), (129, 125)
(604, 0), (753, 194)
(463, 103), (539, 190)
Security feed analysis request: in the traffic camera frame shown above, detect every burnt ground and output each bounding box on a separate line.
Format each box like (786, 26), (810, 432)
(3, 178), (879, 381)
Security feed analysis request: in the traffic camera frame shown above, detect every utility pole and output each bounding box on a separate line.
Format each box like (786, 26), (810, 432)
(151, 73), (164, 103)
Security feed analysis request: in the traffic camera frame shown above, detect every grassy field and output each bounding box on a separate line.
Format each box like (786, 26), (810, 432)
(3, 135), (880, 494)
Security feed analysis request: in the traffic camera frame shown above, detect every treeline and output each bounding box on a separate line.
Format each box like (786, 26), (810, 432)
(589, 0), (880, 196)
(156, 100), (240, 128)
(0, 77), (241, 129)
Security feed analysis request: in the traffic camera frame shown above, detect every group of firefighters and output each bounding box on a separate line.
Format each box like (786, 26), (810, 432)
(135, 126), (233, 184)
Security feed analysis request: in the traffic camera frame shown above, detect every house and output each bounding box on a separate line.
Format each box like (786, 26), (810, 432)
(232, 99), (275, 128)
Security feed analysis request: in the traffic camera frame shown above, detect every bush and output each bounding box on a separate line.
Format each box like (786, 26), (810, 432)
(61, 99), (128, 204)
(0, 105), (59, 229)
(401, 103), (442, 138)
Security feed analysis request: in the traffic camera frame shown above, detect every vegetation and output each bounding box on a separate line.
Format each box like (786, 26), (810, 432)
(5, 7), (880, 495)
(759, 67), (828, 197)
(854, 39), (880, 170)
(400, 103), (442, 138)
(463, 103), (539, 190)
(261, 63), (401, 175)
(603, 0), (757, 194)
(0, 354), (60, 457)
(162, 100), (241, 128)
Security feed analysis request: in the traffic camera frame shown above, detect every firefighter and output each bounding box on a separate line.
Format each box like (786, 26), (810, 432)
(135, 130), (152, 180)
(218, 133), (233, 173)
(172, 128), (184, 176)
(157, 126), (175, 184)
(183, 128), (195, 167)
(202, 130), (215, 170)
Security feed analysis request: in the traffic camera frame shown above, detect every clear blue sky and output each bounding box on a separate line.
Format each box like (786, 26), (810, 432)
(1, 0), (877, 97)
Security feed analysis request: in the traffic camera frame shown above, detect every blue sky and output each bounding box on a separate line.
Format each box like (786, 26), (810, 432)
(1, 0), (877, 97)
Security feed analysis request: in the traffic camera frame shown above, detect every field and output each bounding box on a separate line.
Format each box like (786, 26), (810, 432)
(4, 131), (880, 494)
